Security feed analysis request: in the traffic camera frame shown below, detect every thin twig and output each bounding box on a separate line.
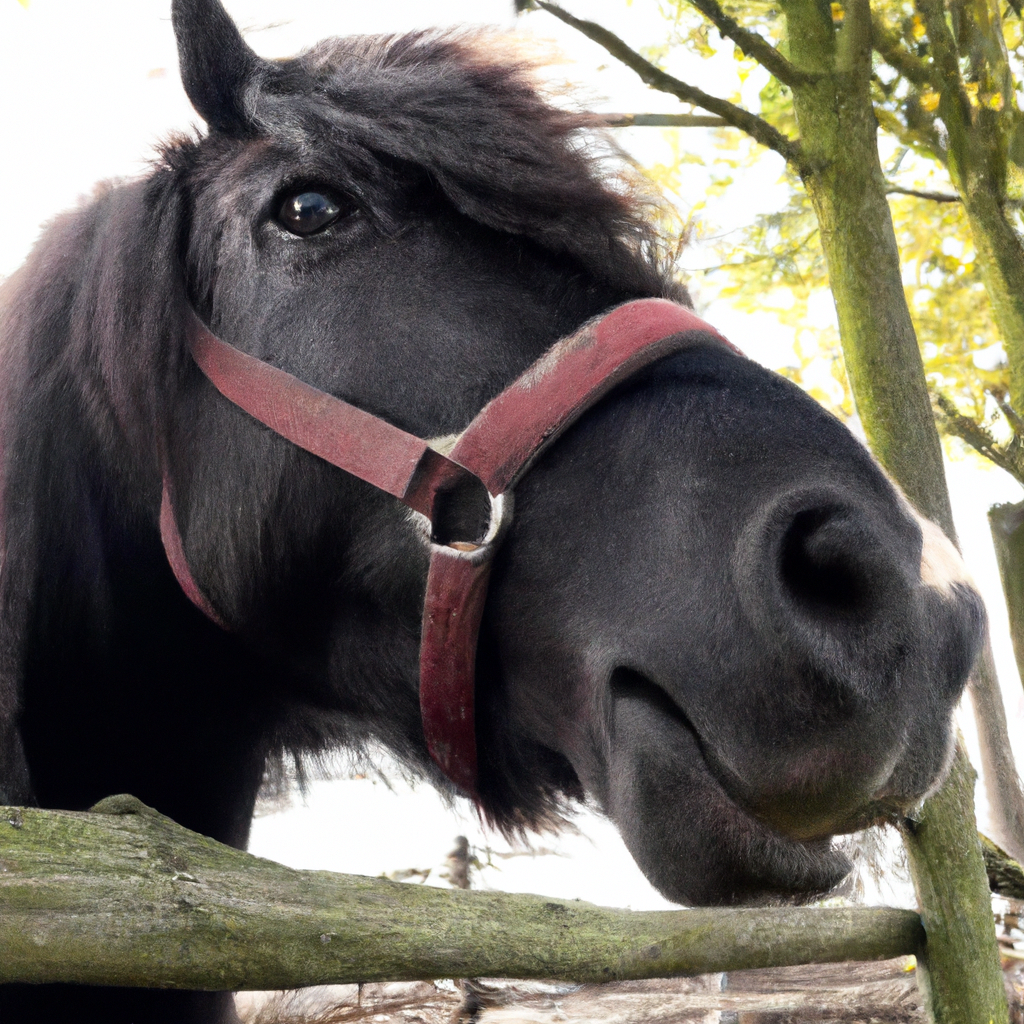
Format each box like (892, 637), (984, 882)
(532, 1), (805, 169)
(684, 0), (811, 87)
(992, 387), (1024, 436)
(883, 183), (1024, 207)
(885, 184), (961, 202)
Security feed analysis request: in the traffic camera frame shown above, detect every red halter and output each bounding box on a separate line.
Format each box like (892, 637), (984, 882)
(160, 299), (737, 797)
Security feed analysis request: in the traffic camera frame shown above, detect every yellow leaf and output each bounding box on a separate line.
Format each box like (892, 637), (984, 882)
(912, 14), (926, 40)
(920, 90), (941, 112)
(830, 2), (844, 23)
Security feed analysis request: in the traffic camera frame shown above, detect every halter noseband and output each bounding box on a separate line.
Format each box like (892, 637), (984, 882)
(160, 299), (737, 798)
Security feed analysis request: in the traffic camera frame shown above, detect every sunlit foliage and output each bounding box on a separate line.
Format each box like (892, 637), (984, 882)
(619, 0), (1024, 481)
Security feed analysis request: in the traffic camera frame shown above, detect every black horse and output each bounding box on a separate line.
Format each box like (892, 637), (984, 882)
(0, 2), (984, 1022)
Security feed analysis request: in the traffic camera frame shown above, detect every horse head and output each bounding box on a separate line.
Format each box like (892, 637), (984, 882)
(0, 0), (983, 937)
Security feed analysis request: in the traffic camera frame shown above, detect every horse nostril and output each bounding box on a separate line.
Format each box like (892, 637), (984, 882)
(734, 489), (920, 692)
(779, 508), (873, 619)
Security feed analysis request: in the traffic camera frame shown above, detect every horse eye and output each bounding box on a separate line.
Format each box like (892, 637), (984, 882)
(277, 191), (344, 236)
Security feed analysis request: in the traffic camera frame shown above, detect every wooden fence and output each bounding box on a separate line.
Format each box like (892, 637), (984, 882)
(0, 760), (1017, 1022)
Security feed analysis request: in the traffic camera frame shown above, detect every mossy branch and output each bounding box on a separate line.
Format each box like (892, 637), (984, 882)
(530, 1), (805, 169)
(914, 0), (975, 133)
(982, 832), (1024, 898)
(836, 0), (873, 77)
(900, 746), (1009, 1021)
(0, 798), (924, 991)
(935, 392), (1024, 486)
(870, 15), (936, 88)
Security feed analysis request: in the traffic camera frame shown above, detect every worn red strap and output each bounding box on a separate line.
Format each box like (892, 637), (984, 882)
(189, 322), (480, 521)
(448, 300), (732, 491)
(162, 299), (735, 798)
(418, 299), (733, 795)
(161, 318), (483, 625)
(160, 474), (227, 629)
(418, 551), (494, 793)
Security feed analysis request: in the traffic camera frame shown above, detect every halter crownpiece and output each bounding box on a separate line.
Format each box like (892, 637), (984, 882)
(160, 299), (739, 797)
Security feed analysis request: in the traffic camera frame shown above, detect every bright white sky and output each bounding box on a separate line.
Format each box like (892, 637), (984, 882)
(2, 0), (1022, 912)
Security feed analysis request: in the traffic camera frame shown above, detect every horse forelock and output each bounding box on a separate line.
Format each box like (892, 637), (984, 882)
(214, 28), (684, 300)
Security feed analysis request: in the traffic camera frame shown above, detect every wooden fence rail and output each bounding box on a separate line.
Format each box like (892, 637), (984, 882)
(0, 796), (922, 987)
(0, 791), (1011, 1022)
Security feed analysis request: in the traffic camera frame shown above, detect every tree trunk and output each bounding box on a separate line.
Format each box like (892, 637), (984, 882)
(963, 195), (1024, 411)
(970, 641), (1024, 862)
(0, 797), (923, 989)
(990, 501), (1024, 681)
(901, 746), (1008, 1023)
(914, 0), (1024, 412)
(902, 0), (1024, 865)
(779, 1), (1008, 1019)
(780, 0), (952, 528)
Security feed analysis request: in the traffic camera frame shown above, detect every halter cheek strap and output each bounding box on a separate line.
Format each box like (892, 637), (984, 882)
(160, 298), (738, 797)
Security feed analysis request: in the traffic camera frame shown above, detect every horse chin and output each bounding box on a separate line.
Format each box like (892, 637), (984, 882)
(598, 671), (855, 907)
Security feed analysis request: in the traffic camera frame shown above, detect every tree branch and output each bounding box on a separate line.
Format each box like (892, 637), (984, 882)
(0, 798), (925, 989)
(983, 831), (1024, 898)
(935, 393), (1024, 485)
(532, 1), (805, 169)
(915, 0), (975, 127)
(885, 184), (961, 202)
(684, 0), (810, 87)
(600, 112), (728, 127)
(992, 386), (1024, 435)
(870, 14), (936, 88)
(836, 0), (873, 77)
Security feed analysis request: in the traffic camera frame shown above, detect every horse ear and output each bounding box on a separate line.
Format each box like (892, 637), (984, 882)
(171, 0), (272, 132)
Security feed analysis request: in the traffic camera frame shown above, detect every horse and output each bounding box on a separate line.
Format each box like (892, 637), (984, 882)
(0, 1), (984, 1022)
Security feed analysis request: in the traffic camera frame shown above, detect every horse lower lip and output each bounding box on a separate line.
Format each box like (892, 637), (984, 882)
(606, 682), (852, 904)
(655, 694), (914, 846)
(623, 673), (894, 851)
(610, 671), (853, 882)
(759, 810), (884, 843)
(838, 798), (906, 833)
